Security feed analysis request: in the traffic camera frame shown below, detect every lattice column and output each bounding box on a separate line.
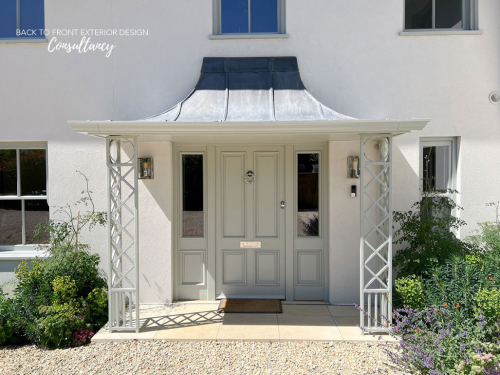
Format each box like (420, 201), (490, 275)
(106, 136), (140, 333)
(359, 134), (393, 333)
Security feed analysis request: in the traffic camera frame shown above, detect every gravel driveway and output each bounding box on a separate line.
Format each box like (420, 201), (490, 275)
(0, 341), (402, 374)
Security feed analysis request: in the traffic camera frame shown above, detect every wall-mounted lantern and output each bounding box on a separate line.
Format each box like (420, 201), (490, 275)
(138, 158), (154, 180)
(347, 156), (360, 179)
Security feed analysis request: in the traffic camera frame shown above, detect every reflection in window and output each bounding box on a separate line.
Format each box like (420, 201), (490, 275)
(0, 145), (48, 246)
(423, 146), (450, 192)
(20, 149), (47, 196)
(25, 200), (50, 244)
(436, 0), (463, 28)
(405, 0), (463, 30)
(297, 154), (319, 237)
(0, 150), (17, 195)
(221, 0), (278, 34)
(182, 155), (204, 237)
(0, 201), (22, 245)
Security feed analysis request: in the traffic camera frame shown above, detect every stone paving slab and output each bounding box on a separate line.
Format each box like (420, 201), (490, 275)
(92, 303), (393, 343)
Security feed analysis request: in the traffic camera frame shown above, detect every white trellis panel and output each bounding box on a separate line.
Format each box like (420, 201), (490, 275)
(106, 136), (140, 333)
(360, 134), (393, 333)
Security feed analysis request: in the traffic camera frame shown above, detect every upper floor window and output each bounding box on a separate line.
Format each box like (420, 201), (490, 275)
(0, 143), (49, 247)
(0, 0), (45, 39)
(405, 0), (478, 31)
(214, 0), (286, 35)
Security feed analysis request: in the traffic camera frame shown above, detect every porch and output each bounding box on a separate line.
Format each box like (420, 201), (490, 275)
(92, 302), (396, 342)
(69, 57), (430, 337)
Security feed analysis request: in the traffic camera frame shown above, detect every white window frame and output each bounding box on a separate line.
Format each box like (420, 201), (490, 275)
(211, 0), (287, 39)
(401, 0), (480, 35)
(0, 142), (49, 256)
(419, 137), (459, 231)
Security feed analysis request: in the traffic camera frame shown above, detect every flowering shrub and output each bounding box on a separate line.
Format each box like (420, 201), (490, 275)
(72, 329), (94, 347)
(386, 195), (500, 374)
(385, 306), (497, 374)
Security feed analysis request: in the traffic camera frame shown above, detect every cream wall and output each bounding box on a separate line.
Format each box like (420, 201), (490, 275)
(1, 0), (499, 303)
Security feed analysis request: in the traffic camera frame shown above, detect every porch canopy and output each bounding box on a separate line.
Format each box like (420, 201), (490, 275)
(70, 57), (428, 142)
(69, 57), (429, 334)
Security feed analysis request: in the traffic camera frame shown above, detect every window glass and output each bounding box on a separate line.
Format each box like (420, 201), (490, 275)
(20, 149), (46, 196)
(25, 200), (49, 244)
(0, 150), (17, 195)
(0, 201), (22, 245)
(182, 155), (204, 237)
(405, 0), (433, 29)
(435, 0), (463, 28)
(422, 146), (450, 192)
(251, 0), (278, 33)
(221, 0), (249, 33)
(0, 0), (17, 38)
(20, 0), (45, 38)
(297, 153), (319, 237)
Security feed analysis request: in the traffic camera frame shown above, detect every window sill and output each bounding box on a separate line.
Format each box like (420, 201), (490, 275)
(0, 38), (48, 44)
(400, 30), (483, 36)
(0, 247), (48, 260)
(209, 34), (289, 40)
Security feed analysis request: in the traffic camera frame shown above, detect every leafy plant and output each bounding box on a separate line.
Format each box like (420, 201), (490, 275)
(38, 277), (86, 348)
(4, 172), (108, 347)
(468, 202), (500, 267)
(0, 288), (16, 345)
(393, 190), (479, 278)
(34, 171), (106, 256)
(395, 275), (425, 309)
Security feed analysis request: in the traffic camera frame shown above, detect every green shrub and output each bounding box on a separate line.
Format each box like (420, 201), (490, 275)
(474, 288), (500, 323)
(12, 260), (53, 344)
(5, 172), (108, 347)
(37, 276), (87, 348)
(395, 275), (425, 309)
(84, 288), (108, 330)
(43, 248), (106, 298)
(0, 288), (16, 345)
(393, 190), (480, 279)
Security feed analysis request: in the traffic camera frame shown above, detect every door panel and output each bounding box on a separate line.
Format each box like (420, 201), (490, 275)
(222, 153), (246, 238)
(216, 146), (285, 298)
(255, 152), (279, 238)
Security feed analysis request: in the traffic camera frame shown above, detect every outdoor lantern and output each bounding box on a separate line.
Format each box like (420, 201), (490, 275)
(347, 156), (360, 179)
(138, 158), (154, 179)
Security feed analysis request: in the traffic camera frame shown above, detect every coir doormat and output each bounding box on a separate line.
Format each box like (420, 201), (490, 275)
(218, 299), (282, 313)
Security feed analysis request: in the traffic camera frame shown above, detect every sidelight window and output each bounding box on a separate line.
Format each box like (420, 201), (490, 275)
(297, 153), (319, 237)
(182, 154), (204, 237)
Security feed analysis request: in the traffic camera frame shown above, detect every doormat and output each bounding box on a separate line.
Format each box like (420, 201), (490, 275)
(218, 299), (282, 313)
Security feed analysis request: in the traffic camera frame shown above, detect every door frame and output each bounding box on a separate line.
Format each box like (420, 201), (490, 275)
(173, 143), (329, 302)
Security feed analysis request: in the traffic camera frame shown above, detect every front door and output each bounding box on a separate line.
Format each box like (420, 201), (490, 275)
(215, 146), (286, 299)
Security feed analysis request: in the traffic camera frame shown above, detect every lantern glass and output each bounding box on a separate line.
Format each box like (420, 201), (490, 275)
(347, 156), (360, 179)
(138, 158), (154, 180)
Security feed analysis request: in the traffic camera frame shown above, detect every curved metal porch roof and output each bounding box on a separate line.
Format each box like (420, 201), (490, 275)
(141, 57), (355, 123)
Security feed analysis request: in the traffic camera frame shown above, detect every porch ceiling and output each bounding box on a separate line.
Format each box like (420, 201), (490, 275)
(69, 57), (429, 142)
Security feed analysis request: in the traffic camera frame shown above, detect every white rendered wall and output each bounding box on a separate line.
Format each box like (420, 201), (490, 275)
(0, 0), (499, 303)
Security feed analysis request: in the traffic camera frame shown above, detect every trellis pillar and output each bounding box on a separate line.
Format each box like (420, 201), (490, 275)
(359, 134), (393, 333)
(106, 136), (140, 333)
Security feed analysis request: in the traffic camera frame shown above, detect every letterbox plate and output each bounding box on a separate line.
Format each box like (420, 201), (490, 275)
(240, 241), (261, 249)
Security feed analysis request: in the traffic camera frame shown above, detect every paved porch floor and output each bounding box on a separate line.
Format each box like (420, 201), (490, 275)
(92, 303), (396, 343)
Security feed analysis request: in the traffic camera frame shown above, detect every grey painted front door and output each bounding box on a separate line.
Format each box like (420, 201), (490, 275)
(215, 146), (286, 299)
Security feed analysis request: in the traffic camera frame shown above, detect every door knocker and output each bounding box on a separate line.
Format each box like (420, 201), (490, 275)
(245, 171), (256, 184)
